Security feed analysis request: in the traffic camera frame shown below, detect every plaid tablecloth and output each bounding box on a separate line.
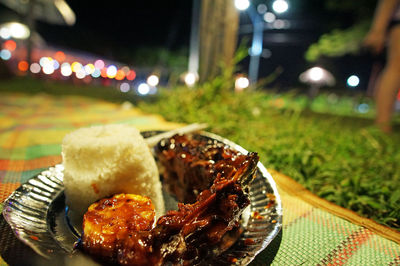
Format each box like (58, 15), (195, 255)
(0, 92), (399, 265)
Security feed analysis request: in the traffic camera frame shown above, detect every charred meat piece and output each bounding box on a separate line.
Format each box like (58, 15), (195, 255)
(118, 142), (259, 265)
(81, 134), (259, 265)
(155, 134), (244, 203)
(81, 194), (155, 264)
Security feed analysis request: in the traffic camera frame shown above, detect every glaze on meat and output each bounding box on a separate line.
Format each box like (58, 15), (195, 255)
(80, 134), (259, 265)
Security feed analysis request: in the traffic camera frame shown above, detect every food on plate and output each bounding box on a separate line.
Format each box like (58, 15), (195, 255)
(155, 134), (247, 203)
(61, 124), (164, 218)
(80, 134), (259, 265)
(81, 193), (155, 263)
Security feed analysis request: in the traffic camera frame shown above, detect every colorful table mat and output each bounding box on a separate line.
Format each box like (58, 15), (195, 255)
(0, 92), (399, 265)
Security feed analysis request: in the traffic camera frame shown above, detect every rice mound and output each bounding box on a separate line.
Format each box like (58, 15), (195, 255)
(62, 124), (164, 218)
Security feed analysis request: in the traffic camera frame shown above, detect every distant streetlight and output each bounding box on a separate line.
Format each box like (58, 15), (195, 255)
(147, 74), (159, 87)
(347, 75), (360, 87)
(0, 22), (30, 39)
(272, 0), (289, 14)
(234, 0), (250, 11)
(184, 72), (197, 87)
(299, 66), (335, 98)
(235, 76), (250, 91)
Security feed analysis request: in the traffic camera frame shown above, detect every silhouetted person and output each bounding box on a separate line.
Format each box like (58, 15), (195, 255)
(364, 0), (400, 133)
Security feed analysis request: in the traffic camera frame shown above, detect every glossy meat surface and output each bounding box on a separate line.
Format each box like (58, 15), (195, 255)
(155, 134), (245, 203)
(81, 134), (259, 265)
(81, 194), (155, 263)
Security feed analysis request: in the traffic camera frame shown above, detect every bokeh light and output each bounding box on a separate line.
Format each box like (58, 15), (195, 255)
(0, 49), (11, 60)
(115, 69), (125, 80)
(126, 70), (136, 81)
(147, 74), (159, 87)
(347, 75), (360, 87)
(61, 63), (72, 76)
(272, 0), (289, 13)
(121, 66), (130, 74)
(54, 51), (66, 62)
(100, 67), (108, 78)
(137, 83), (150, 95)
(257, 4), (268, 14)
(18, 61), (29, 72)
(357, 103), (370, 113)
(106, 65), (117, 78)
(235, 76), (250, 91)
(184, 72), (197, 87)
(71, 62), (83, 72)
(94, 59), (105, 69)
(91, 69), (101, 78)
(3, 40), (16, 51)
(53, 60), (60, 70)
(0, 27), (10, 39)
(76, 69), (86, 79)
(84, 63), (95, 75)
(264, 12), (276, 23)
(235, 0), (250, 10)
(30, 63), (41, 73)
(120, 82), (130, 92)
(42, 64), (55, 75)
(309, 67), (324, 81)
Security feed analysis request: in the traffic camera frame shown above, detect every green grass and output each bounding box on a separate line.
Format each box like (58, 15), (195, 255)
(138, 86), (400, 230)
(1, 77), (399, 230)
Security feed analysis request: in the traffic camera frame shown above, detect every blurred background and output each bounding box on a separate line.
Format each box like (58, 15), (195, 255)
(0, 0), (399, 229)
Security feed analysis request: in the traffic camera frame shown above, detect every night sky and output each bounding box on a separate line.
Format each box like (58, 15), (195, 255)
(0, 0), (375, 89)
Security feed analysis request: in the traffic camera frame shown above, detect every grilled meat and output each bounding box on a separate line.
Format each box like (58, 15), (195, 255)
(155, 134), (246, 203)
(81, 194), (155, 264)
(80, 134), (259, 265)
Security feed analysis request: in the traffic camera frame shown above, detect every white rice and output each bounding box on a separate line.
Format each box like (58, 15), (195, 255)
(61, 124), (164, 218)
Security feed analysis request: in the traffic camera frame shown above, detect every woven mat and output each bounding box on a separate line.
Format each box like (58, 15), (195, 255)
(0, 93), (399, 265)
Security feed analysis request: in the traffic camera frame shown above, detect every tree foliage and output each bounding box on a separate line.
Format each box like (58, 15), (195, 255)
(305, 0), (377, 62)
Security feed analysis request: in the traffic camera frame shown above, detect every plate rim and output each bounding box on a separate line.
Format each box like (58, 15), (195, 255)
(2, 131), (283, 264)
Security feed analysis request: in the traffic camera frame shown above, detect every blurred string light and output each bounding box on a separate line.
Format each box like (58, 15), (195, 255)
(3, 40), (16, 51)
(0, 49), (11, 60)
(42, 64), (54, 75)
(54, 51), (66, 62)
(235, 0), (250, 10)
(147, 74), (159, 87)
(264, 12), (276, 23)
(71, 61), (83, 72)
(53, 61), (59, 70)
(30, 63), (41, 73)
(106, 65), (117, 78)
(235, 76), (250, 91)
(18, 61), (28, 72)
(0, 27), (10, 39)
(100, 67), (108, 78)
(137, 83), (150, 95)
(84, 63), (95, 75)
(184, 72), (197, 87)
(61, 62), (72, 76)
(0, 22), (30, 39)
(126, 70), (136, 81)
(115, 69), (125, 80)
(257, 4), (268, 14)
(357, 103), (370, 113)
(347, 75), (360, 87)
(94, 59), (105, 69)
(76, 69), (86, 79)
(272, 0), (289, 13)
(120, 82), (130, 93)
(91, 69), (101, 78)
(121, 66), (130, 74)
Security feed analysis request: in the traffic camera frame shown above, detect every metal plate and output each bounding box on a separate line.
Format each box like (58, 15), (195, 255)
(2, 131), (282, 265)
